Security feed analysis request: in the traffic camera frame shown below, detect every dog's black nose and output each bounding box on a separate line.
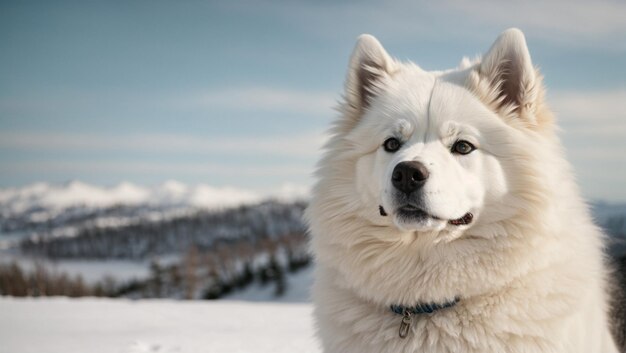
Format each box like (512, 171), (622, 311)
(391, 161), (429, 194)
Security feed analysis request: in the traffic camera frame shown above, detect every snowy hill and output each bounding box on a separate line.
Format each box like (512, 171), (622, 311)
(0, 180), (309, 216)
(0, 181), (312, 301)
(0, 297), (319, 353)
(0, 181), (310, 253)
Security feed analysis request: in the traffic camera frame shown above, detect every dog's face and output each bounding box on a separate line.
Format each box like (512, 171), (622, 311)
(335, 30), (546, 240)
(350, 76), (508, 234)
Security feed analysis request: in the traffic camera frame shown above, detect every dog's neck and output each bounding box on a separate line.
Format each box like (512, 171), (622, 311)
(390, 297), (460, 316)
(389, 297), (460, 338)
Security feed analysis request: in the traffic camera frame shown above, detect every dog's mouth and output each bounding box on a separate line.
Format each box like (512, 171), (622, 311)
(380, 205), (473, 226)
(447, 212), (474, 226)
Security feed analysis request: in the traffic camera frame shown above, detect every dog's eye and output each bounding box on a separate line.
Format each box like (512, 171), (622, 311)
(383, 138), (401, 152)
(451, 140), (475, 155)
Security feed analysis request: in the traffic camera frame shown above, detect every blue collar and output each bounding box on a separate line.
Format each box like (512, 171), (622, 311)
(390, 297), (459, 315)
(390, 297), (460, 339)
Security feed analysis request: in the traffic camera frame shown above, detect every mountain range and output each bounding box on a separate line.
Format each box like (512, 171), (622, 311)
(0, 180), (309, 215)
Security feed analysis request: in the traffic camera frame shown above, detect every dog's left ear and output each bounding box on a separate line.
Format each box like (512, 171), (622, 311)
(479, 28), (540, 124)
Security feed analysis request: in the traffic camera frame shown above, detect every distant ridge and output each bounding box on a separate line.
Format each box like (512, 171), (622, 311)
(0, 180), (309, 215)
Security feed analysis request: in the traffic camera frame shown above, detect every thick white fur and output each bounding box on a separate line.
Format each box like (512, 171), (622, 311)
(306, 29), (619, 353)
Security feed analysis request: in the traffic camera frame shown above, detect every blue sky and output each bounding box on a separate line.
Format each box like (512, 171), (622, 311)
(1, 0), (625, 200)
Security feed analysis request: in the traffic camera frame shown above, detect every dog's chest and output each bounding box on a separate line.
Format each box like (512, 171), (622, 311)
(313, 279), (564, 353)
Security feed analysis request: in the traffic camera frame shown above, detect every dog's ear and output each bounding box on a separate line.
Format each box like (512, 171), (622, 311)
(345, 34), (395, 113)
(479, 28), (540, 123)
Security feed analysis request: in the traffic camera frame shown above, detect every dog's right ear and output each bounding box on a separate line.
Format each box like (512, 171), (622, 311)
(345, 34), (395, 114)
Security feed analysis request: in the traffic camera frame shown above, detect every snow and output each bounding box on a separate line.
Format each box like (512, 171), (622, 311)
(268, 183), (311, 203)
(186, 184), (260, 208)
(0, 297), (320, 353)
(0, 181), (308, 215)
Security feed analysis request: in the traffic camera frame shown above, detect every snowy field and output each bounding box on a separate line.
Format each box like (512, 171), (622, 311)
(0, 297), (319, 353)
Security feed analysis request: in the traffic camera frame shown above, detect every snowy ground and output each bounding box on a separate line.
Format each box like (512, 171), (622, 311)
(0, 297), (319, 353)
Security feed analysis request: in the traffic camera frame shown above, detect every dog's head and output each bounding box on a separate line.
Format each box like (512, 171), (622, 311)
(314, 29), (555, 243)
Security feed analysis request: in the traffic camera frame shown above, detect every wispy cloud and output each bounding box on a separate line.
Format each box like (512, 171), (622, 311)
(0, 131), (330, 158)
(246, 0), (626, 49)
(549, 89), (626, 201)
(2, 160), (312, 177)
(439, 0), (626, 45)
(550, 90), (626, 123)
(552, 90), (626, 140)
(552, 89), (626, 143)
(0, 86), (337, 119)
(178, 87), (336, 116)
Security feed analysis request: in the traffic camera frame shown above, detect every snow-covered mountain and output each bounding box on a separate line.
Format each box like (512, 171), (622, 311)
(0, 181), (312, 301)
(0, 181), (310, 241)
(0, 180), (309, 216)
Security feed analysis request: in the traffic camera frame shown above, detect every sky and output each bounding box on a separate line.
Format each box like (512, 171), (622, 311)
(0, 0), (625, 201)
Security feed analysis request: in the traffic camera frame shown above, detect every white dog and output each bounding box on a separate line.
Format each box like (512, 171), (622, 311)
(306, 28), (621, 353)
